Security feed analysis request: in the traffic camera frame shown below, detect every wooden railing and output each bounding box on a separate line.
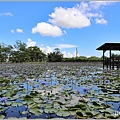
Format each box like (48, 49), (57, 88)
(104, 56), (120, 70)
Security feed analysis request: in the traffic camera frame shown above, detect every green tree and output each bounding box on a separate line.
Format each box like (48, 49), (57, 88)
(88, 56), (101, 62)
(78, 56), (87, 62)
(14, 40), (26, 51)
(47, 48), (63, 62)
(27, 46), (46, 62)
(0, 43), (13, 62)
(10, 40), (27, 63)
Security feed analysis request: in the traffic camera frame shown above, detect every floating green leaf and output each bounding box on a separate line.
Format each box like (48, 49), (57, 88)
(29, 107), (43, 116)
(56, 110), (70, 117)
(11, 102), (23, 107)
(76, 110), (84, 117)
(0, 107), (5, 112)
(0, 115), (5, 119)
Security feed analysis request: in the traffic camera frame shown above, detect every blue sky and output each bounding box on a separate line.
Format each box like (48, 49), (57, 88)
(0, 1), (120, 58)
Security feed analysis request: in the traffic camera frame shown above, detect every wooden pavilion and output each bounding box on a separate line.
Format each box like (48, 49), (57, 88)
(96, 43), (120, 70)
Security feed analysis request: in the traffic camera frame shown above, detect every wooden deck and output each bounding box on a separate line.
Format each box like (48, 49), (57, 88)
(104, 59), (120, 70)
(96, 43), (120, 70)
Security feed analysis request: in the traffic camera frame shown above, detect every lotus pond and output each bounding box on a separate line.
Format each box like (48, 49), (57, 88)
(0, 62), (120, 119)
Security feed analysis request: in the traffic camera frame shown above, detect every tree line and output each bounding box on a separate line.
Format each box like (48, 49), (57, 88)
(0, 40), (63, 63)
(1, 40), (116, 63)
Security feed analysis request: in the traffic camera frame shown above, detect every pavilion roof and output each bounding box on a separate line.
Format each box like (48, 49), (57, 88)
(96, 43), (120, 51)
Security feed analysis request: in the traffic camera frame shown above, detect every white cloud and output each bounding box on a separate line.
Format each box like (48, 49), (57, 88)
(89, 1), (113, 10)
(55, 44), (77, 49)
(73, 50), (80, 57)
(62, 50), (79, 58)
(76, 2), (91, 14)
(48, 1), (114, 28)
(85, 13), (103, 18)
(39, 44), (79, 58)
(4, 12), (14, 16)
(63, 30), (67, 35)
(40, 45), (53, 54)
(40, 44), (44, 47)
(78, 1), (114, 12)
(16, 28), (23, 33)
(0, 12), (14, 16)
(32, 22), (63, 37)
(31, 1), (114, 37)
(62, 51), (73, 58)
(27, 38), (36, 47)
(95, 18), (107, 24)
(11, 30), (14, 33)
(49, 7), (90, 29)
(11, 28), (23, 33)
(76, 1), (115, 24)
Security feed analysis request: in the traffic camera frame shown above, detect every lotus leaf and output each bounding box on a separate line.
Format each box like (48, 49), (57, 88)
(79, 99), (88, 103)
(105, 108), (115, 113)
(56, 110), (71, 117)
(28, 103), (36, 109)
(106, 114), (119, 119)
(29, 107), (43, 116)
(33, 98), (43, 103)
(43, 103), (53, 109)
(0, 107), (5, 112)
(76, 110), (84, 117)
(92, 101), (100, 106)
(94, 114), (107, 119)
(99, 108), (114, 114)
(70, 111), (76, 115)
(23, 99), (33, 105)
(44, 108), (57, 114)
(70, 107), (81, 111)
(0, 62), (120, 119)
(92, 111), (100, 116)
(11, 102), (23, 107)
(85, 111), (94, 117)
(21, 110), (29, 114)
(54, 100), (67, 105)
(0, 115), (5, 119)
(5, 101), (12, 106)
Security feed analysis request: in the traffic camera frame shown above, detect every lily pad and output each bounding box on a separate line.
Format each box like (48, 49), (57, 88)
(56, 110), (71, 117)
(33, 98), (43, 103)
(44, 108), (57, 114)
(21, 110), (29, 115)
(106, 114), (119, 119)
(29, 107), (43, 116)
(0, 115), (5, 119)
(76, 110), (84, 117)
(11, 102), (23, 107)
(0, 107), (5, 112)
(5, 101), (12, 106)
(85, 111), (93, 116)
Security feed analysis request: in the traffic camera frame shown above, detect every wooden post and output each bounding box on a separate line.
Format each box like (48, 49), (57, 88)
(106, 58), (108, 69)
(103, 50), (105, 69)
(118, 56), (120, 77)
(112, 55), (114, 70)
(117, 56), (120, 70)
(118, 56), (120, 68)
(110, 50), (111, 69)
